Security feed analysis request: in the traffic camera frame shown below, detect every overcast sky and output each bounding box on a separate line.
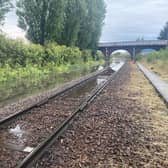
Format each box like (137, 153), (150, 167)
(2, 0), (168, 42)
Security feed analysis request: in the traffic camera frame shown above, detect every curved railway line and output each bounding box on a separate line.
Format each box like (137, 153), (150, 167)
(0, 65), (121, 168)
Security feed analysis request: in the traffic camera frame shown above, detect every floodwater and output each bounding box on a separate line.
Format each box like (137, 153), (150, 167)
(0, 65), (104, 108)
(0, 70), (112, 153)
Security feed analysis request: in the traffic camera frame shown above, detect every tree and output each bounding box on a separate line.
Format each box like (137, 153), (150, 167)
(158, 22), (168, 40)
(0, 0), (12, 25)
(16, 0), (106, 50)
(60, 0), (87, 46)
(16, 0), (66, 45)
(77, 0), (106, 51)
(61, 0), (106, 51)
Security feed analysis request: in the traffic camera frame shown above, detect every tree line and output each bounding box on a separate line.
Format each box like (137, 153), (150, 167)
(0, 0), (106, 51)
(158, 22), (168, 40)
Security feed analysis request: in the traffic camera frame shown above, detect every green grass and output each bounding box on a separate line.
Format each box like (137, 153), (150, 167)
(138, 47), (168, 82)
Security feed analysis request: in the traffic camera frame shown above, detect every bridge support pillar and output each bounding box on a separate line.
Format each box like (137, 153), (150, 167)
(132, 47), (136, 60)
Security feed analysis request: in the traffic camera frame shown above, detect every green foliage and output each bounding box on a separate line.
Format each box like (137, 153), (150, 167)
(158, 22), (168, 40)
(95, 51), (105, 61)
(0, 35), (45, 67)
(16, 0), (66, 45)
(0, 0), (12, 25)
(0, 34), (104, 71)
(16, 0), (106, 50)
(77, 0), (106, 50)
(0, 35), (105, 102)
(141, 48), (168, 63)
(139, 48), (168, 71)
(61, 0), (87, 46)
(0, 35), (95, 67)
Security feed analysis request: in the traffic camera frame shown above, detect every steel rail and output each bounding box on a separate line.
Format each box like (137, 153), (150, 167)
(17, 63), (126, 168)
(0, 67), (110, 126)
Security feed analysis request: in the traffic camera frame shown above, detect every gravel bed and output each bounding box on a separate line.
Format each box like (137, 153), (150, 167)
(34, 63), (168, 168)
(0, 77), (101, 168)
(0, 68), (108, 120)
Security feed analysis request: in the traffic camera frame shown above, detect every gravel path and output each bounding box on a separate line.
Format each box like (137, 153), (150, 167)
(34, 63), (168, 168)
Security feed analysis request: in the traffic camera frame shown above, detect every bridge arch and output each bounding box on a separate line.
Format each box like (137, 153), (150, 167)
(110, 49), (131, 62)
(111, 49), (131, 56)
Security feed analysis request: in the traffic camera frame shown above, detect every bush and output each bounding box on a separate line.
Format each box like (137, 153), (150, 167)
(0, 35), (104, 67)
(0, 35), (105, 102)
(139, 47), (168, 72)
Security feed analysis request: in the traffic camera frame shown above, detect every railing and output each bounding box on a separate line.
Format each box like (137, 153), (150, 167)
(98, 40), (168, 47)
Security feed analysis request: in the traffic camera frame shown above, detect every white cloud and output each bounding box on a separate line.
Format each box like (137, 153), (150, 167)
(2, 7), (26, 41)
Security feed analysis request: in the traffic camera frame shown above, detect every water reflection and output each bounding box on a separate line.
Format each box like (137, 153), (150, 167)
(0, 124), (28, 151)
(97, 76), (108, 85)
(98, 66), (104, 71)
(110, 61), (125, 72)
(0, 64), (105, 108)
(9, 124), (25, 138)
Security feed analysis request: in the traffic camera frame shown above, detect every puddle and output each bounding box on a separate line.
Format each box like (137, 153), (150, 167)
(97, 76), (108, 85)
(110, 61), (125, 72)
(66, 79), (97, 98)
(0, 124), (32, 152)
(98, 66), (104, 71)
(9, 124), (25, 138)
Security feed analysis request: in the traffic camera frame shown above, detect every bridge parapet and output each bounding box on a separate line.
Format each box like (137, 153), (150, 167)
(98, 40), (168, 47)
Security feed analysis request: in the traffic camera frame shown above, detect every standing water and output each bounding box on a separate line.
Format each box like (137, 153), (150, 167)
(0, 65), (104, 107)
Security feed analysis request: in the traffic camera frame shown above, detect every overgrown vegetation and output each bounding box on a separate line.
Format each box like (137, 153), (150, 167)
(0, 0), (106, 103)
(139, 48), (168, 70)
(139, 48), (168, 82)
(0, 35), (104, 103)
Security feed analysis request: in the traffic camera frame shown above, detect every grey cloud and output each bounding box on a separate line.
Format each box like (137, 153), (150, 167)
(100, 0), (168, 42)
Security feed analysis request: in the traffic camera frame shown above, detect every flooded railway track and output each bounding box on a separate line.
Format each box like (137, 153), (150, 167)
(0, 66), (117, 168)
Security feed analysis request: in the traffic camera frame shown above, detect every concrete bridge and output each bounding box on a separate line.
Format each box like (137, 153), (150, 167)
(98, 40), (168, 59)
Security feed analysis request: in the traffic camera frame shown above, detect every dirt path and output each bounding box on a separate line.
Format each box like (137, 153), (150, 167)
(35, 63), (168, 168)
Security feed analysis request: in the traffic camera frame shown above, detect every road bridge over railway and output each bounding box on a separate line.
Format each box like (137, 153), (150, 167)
(98, 40), (168, 59)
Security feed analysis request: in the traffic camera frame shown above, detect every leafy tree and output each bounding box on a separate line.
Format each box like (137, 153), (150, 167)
(61, 0), (106, 51)
(0, 0), (12, 25)
(60, 0), (87, 46)
(16, 0), (106, 51)
(16, 0), (66, 45)
(158, 22), (168, 40)
(77, 0), (106, 51)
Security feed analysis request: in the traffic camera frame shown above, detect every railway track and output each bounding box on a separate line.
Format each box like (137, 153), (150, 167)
(0, 67), (111, 124)
(0, 66), (119, 168)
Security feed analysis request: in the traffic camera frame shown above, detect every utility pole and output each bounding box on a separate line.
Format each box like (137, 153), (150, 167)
(105, 48), (110, 65)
